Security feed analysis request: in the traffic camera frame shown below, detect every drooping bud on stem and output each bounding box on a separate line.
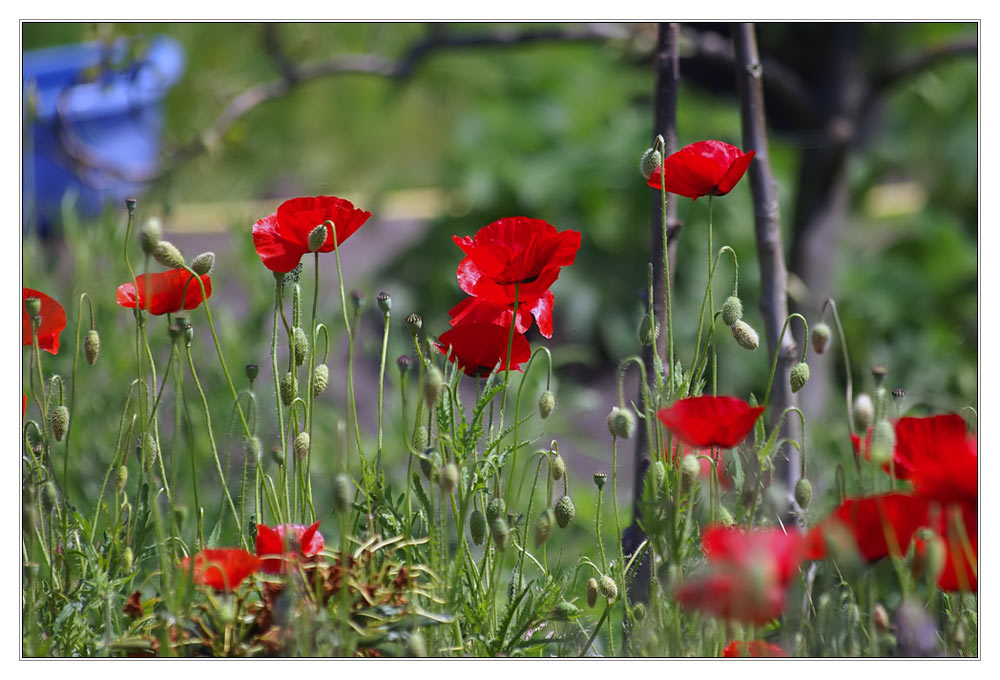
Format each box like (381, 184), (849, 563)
(85, 329), (100, 365)
(312, 364), (329, 397)
(152, 240), (185, 269)
(139, 217), (161, 255)
(51, 405), (69, 441)
(490, 517), (509, 550)
(607, 406), (636, 439)
(550, 452), (566, 481)
(586, 577), (600, 607)
(292, 327), (309, 366)
(599, 574), (618, 601)
(639, 147), (662, 180)
(538, 390), (556, 419)
(638, 315), (658, 345)
(731, 319), (759, 350)
(554, 495), (576, 528)
(115, 465), (129, 494)
(794, 478), (813, 509)
(486, 497), (505, 524)
(790, 361), (811, 393)
(423, 366), (444, 406)
(280, 372), (297, 406)
(812, 322), (832, 354)
(470, 509), (487, 545)
(721, 296), (744, 327)
(853, 393), (874, 432)
(534, 508), (555, 546)
(440, 462), (459, 494)
(680, 454), (700, 493)
(191, 252), (215, 275)
(293, 431), (310, 460)
(141, 433), (158, 471)
(244, 436), (262, 465)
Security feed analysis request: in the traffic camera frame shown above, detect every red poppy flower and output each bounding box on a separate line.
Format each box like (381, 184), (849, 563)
(255, 521), (325, 574)
(721, 640), (788, 658)
(252, 196), (372, 273)
(179, 548), (262, 592)
(447, 290), (554, 339)
(804, 493), (929, 563)
(894, 414), (977, 504)
(434, 322), (532, 378)
(647, 140), (755, 201)
(22, 288), (66, 354)
(658, 396), (765, 449)
(454, 217), (580, 308)
(116, 269), (213, 316)
(675, 526), (804, 624)
(914, 501), (977, 592)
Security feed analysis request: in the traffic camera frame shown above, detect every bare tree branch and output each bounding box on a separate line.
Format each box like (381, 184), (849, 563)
(871, 34), (977, 92)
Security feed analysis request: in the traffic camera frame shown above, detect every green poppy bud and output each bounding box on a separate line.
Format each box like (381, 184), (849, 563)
(599, 575), (618, 601)
(490, 517), (509, 550)
(812, 322), (832, 355)
(790, 361), (811, 393)
(631, 603), (646, 622)
(141, 433), (158, 471)
(717, 505), (736, 527)
(870, 419), (896, 464)
(122, 546), (134, 573)
(534, 508), (555, 547)
(51, 405), (69, 441)
(639, 147), (662, 180)
(84, 329), (100, 365)
(293, 431), (310, 460)
(555, 495), (576, 528)
(680, 454), (700, 493)
(280, 372), (297, 406)
(853, 393), (874, 432)
(270, 445), (285, 466)
(139, 217), (161, 255)
(731, 319), (759, 350)
(721, 296), (744, 327)
(423, 366), (444, 406)
(538, 390), (556, 419)
(191, 251), (215, 276)
(244, 436), (262, 465)
(152, 240), (185, 269)
(607, 406), (636, 439)
(794, 477), (813, 509)
(650, 460), (666, 490)
(486, 497), (505, 524)
(412, 425), (429, 451)
(554, 600), (580, 621)
(115, 465), (129, 494)
(440, 462), (459, 495)
(586, 577), (600, 607)
(307, 224), (328, 252)
(638, 315), (659, 345)
(292, 327), (309, 366)
(470, 509), (487, 546)
(550, 453), (566, 481)
(333, 473), (353, 513)
(312, 364), (329, 397)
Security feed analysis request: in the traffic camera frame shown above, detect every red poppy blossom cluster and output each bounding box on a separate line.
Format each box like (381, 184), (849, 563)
(675, 525), (805, 624)
(647, 140), (755, 201)
(23, 288), (66, 354)
(252, 195), (372, 273)
(807, 414), (977, 591)
(180, 522), (326, 591)
(436, 217), (580, 376)
(116, 269), (213, 316)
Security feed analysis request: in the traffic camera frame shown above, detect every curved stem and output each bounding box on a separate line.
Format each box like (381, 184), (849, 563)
(762, 313), (808, 411)
(822, 299), (855, 437)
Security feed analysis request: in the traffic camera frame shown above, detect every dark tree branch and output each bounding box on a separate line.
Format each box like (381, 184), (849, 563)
(871, 34), (977, 93)
(733, 22), (802, 524)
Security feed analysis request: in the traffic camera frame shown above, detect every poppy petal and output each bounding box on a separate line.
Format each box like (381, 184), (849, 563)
(658, 396), (764, 449)
(23, 288), (67, 355)
(116, 270), (212, 316)
(252, 212), (307, 273)
(434, 322), (531, 377)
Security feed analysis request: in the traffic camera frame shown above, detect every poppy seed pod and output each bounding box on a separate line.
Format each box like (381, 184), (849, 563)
(51, 405), (69, 441)
(593, 472), (607, 490)
(332, 473), (353, 513)
(191, 251), (215, 276)
(639, 147), (662, 180)
(721, 296), (744, 327)
(292, 327), (309, 366)
(125, 197), (138, 215)
(731, 319), (759, 350)
(412, 425), (429, 452)
(406, 313), (422, 336)
(607, 406), (636, 439)
(680, 454), (700, 493)
(486, 497), (505, 524)
(244, 436), (262, 465)
(794, 478), (813, 509)
(245, 363), (259, 382)
(534, 508), (555, 546)
(84, 329), (100, 365)
(599, 575), (618, 601)
(376, 291), (391, 314)
(423, 366), (444, 406)
(280, 372), (297, 406)
(312, 364), (329, 397)
(293, 431), (310, 461)
(790, 361), (811, 393)
(152, 240), (186, 270)
(139, 218), (161, 255)
(812, 322), (832, 354)
(397, 354), (414, 377)
(24, 297), (41, 318)
(586, 577), (599, 607)
(638, 315), (659, 345)
(892, 387), (906, 406)
(550, 453), (566, 481)
(470, 509), (487, 546)
(853, 393), (874, 432)
(555, 495), (576, 528)
(870, 419), (896, 464)
(538, 390), (556, 419)
(115, 465), (129, 494)
(307, 224), (328, 252)
(871, 364), (888, 387)
(440, 462), (459, 494)
(490, 517), (509, 550)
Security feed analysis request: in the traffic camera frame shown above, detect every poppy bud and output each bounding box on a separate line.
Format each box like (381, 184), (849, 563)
(292, 284), (303, 328)
(293, 431), (310, 460)
(721, 296), (744, 327)
(42, 481), (58, 511)
(486, 497), (505, 524)
(122, 546), (134, 573)
(554, 601), (580, 621)
(312, 364), (329, 397)
(790, 361), (811, 393)
(244, 436), (262, 465)
(333, 473), (353, 513)
(538, 390), (556, 419)
(307, 224), (328, 252)
(731, 319), (759, 350)
(534, 508), (555, 546)
(24, 297), (41, 317)
(586, 577), (600, 607)
(870, 419), (895, 465)
(550, 453), (566, 481)
(412, 425), (429, 451)
(953, 625), (966, 648)
(420, 449), (441, 481)
(270, 445), (285, 466)
(594, 472), (607, 490)
(874, 603), (890, 630)
(872, 364), (888, 387)
(115, 465), (128, 494)
(125, 197), (138, 216)
(376, 291), (391, 314)
(423, 366), (444, 406)
(406, 313), (423, 336)
(607, 406), (636, 439)
(794, 477), (813, 509)
(650, 460), (666, 490)
(680, 454), (700, 493)
(152, 240), (185, 270)
(141, 433), (158, 471)
(397, 354), (414, 377)
(599, 574), (618, 601)
(84, 329), (100, 365)
(853, 393), (874, 432)
(638, 315), (659, 345)
(245, 363), (259, 383)
(191, 251), (215, 276)
(639, 147), (662, 180)
(51, 405), (69, 441)
(350, 289), (364, 313)
(490, 517), (509, 550)
(280, 372), (297, 406)
(139, 217), (161, 255)
(292, 327), (309, 366)
(555, 495), (576, 528)
(812, 322), (832, 355)
(440, 462), (459, 494)
(470, 509), (487, 545)
(717, 505), (736, 527)
(913, 528), (946, 584)
(405, 630), (426, 658)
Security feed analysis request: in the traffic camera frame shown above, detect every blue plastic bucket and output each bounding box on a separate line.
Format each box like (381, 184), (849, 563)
(22, 35), (184, 230)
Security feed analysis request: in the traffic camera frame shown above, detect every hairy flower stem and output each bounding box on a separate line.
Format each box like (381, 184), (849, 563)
(376, 306), (391, 471)
(611, 435), (628, 648)
(657, 135), (675, 390)
(762, 313), (809, 411)
(708, 196), (717, 396)
(499, 283), (520, 425)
